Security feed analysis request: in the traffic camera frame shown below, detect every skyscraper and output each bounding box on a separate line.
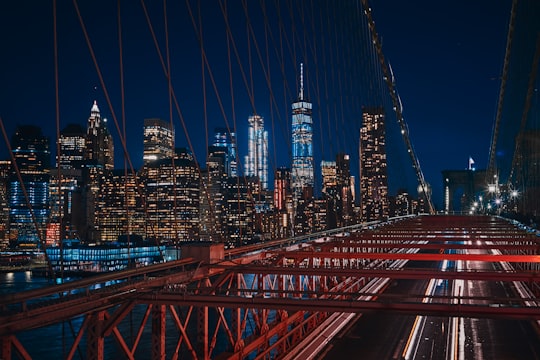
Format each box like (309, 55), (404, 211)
(143, 118), (175, 164)
(291, 63), (314, 204)
(57, 124), (86, 170)
(359, 107), (389, 221)
(200, 146), (227, 242)
(213, 127), (238, 177)
(144, 148), (200, 243)
(9, 125), (50, 246)
(81, 101), (113, 243)
(336, 153), (354, 226)
(245, 115), (268, 189)
(85, 101), (114, 170)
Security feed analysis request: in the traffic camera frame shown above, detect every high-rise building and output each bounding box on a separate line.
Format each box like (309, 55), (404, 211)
(144, 148), (200, 243)
(359, 107), (389, 221)
(9, 125), (51, 246)
(223, 176), (254, 247)
(321, 160), (337, 228)
(291, 63), (314, 205)
(85, 101), (114, 170)
(213, 127), (238, 177)
(336, 153), (354, 226)
(0, 160), (11, 249)
(96, 170), (145, 242)
(273, 167), (292, 238)
(143, 118), (175, 164)
(81, 101), (114, 243)
(245, 115), (268, 189)
(200, 146), (227, 241)
(57, 124), (86, 170)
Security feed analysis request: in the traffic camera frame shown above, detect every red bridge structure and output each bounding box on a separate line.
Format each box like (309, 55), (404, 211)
(1, 215), (539, 359)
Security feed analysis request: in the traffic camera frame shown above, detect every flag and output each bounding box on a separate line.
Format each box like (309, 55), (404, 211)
(468, 157), (475, 170)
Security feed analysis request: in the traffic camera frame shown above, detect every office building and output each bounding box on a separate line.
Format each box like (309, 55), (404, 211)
(9, 125), (51, 246)
(245, 115), (268, 189)
(291, 63), (314, 205)
(143, 118), (175, 164)
(213, 127), (238, 177)
(359, 107), (389, 221)
(144, 148), (200, 243)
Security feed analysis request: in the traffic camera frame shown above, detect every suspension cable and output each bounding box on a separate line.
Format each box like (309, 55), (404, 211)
(360, 0), (435, 214)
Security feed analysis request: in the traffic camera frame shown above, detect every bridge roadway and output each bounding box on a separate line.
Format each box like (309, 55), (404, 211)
(0, 215), (539, 359)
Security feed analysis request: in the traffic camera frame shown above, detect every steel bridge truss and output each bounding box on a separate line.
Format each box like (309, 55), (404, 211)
(1, 215), (539, 359)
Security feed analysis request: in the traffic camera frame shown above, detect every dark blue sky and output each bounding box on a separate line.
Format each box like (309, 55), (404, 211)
(0, 1), (517, 209)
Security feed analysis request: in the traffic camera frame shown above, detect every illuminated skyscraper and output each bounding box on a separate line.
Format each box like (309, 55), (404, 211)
(291, 63), (314, 204)
(245, 115), (268, 189)
(96, 170), (144, 242)
(0, 160), (11, 249)
(143, 118), (175, 164)
(359, 107), (389, 221)
(200, 146), (227, 241)
(81, 101), (113, 243)
(9, 125), (50, 246)
(85, 101), (114, 170)
(321, 160), (337, 228)
(213, 127), (238, 177)
(144, 148), (200, 243)
(57, 124), (86, 170)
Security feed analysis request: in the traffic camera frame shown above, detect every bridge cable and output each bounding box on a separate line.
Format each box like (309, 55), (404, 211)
(508, 34), (540, 187)
(488, 0), (518, 180)
(360, 0), (435, 214)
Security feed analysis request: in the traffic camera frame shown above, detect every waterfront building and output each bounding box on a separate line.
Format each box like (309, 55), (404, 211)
(143, 118), (175, 164)
(0, 160), (10, 249)
(291, 63), (314, 207)
(359, 107), (389, 221)
(273, 167), (292, 237)
(47, 168), (83, 246)
(9, 125), (51, 246)
(213, 127), (238, 177)
(245, 115), (268, 189)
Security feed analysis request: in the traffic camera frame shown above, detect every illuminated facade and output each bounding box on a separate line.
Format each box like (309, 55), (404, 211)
(85, 101), (114, 171)
(200, 146), (227, 241)
(224, 176), (254, 247)
(213, 127), (238, 177)
(291, 63), (314, 205)
(58, 124), (86, 170)
(144, 148), (200, 243)
(96, 170), (145, 242)
(9, 125), (51, 246)
(321, 160), (338, 228)
(143, 118), (175, 164)
(273, 167), (292, 238)
(359, 107), (389, 221)
(245, 115), (268, 189)
(0, 160), (10, 249)
(336, 153), (354, 226)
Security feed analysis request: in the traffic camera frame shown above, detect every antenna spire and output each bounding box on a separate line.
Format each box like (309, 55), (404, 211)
(299, 63), (304, 100)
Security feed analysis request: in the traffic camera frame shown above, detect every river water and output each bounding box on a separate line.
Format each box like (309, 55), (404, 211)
(1, 271), (247, 359)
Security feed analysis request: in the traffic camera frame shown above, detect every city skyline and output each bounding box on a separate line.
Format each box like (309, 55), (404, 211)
(0, 1), (532, 210)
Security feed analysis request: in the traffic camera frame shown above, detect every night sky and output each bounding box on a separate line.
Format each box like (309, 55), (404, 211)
(0, 1), (518, 209)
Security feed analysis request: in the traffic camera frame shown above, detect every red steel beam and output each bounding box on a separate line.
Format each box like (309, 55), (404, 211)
(272, 251), (540, 263)
(317, 243), (540, 251)
(212, 265), (540, 282)
(136, 294), (540, 320)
